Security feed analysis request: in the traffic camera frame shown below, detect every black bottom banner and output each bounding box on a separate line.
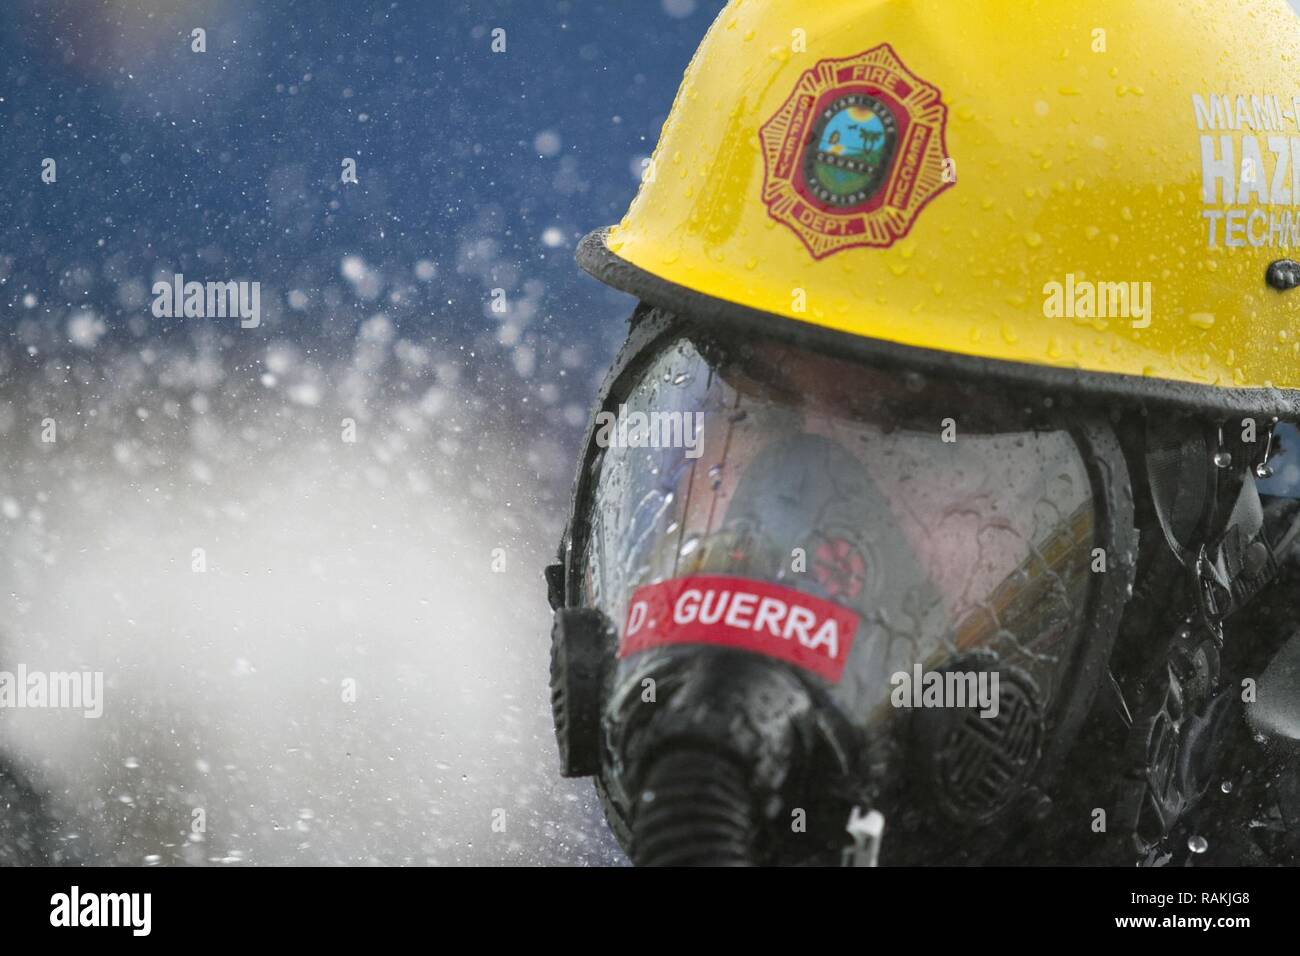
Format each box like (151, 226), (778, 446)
(0, 864), (1283, 942)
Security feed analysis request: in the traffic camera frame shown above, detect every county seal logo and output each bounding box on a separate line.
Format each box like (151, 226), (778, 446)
(759, 43), (954, 259)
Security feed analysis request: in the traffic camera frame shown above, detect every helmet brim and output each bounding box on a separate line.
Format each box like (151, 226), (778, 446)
(578, 227), (1300, 420)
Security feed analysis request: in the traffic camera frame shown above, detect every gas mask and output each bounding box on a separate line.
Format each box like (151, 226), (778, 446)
(546, 306), (1300, 866)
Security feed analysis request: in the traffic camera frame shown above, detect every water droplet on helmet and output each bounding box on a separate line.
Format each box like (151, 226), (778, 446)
(1187, 834), (1209, 854)
(1213, 451), (1233, 468)
(1221, 780), (1234, 794)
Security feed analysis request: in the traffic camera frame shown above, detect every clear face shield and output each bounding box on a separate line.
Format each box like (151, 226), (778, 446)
(581, 335), (1095, 721)
(554, 316), (1135, 864)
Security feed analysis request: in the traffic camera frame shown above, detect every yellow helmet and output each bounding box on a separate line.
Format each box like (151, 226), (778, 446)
(578, 0), (1300, 414)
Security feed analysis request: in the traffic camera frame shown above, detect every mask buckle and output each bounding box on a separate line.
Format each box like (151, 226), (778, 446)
(1192, 545), (1229, 645)
(841, 806), (885, 867)
(1116, 618), (1235, 858)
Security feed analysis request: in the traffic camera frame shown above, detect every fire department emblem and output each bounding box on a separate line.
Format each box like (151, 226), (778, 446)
(759, 43), (954, 259)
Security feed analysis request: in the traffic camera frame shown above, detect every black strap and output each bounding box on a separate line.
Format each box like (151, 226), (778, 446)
(1145, 432), (1209, 569)
(1145, 434), (1275, 625)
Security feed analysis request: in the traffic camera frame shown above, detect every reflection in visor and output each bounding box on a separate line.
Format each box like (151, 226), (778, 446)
(580, 336), (1096, 729)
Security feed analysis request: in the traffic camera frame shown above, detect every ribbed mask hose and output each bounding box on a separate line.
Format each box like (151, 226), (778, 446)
(631, 748), (758, 867)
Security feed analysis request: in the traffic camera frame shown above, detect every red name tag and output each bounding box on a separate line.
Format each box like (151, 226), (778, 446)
(619, 575), (859, 683)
